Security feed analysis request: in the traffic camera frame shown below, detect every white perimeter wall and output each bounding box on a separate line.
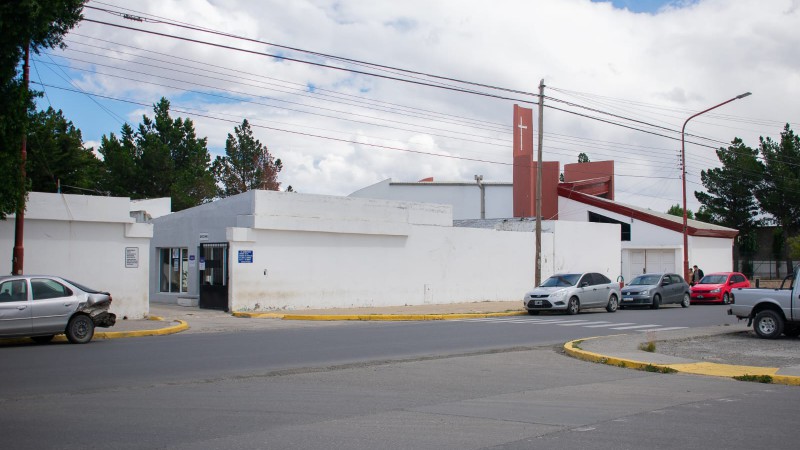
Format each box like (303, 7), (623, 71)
(225, 190), (532, 311)
(228, 224), (535, 311)
(549, 220), (622, 281)
(689, 236), (734, 274)
(0, 193), (152, 318)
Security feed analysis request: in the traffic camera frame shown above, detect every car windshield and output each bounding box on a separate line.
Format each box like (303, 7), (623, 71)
(629, 275), (661, 286)
(539, 274), (581, 287)
(699, 275), (727, 284)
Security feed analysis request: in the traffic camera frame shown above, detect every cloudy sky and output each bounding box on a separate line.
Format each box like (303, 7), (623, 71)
(34, 0), (800, 213)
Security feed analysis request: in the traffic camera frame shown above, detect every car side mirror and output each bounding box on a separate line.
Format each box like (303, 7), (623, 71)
(580, 282), (589, 288)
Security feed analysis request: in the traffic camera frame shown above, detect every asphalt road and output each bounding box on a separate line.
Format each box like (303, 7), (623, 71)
(4, 303), (793, 449)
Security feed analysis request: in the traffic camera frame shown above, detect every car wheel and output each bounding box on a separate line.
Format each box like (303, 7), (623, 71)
(527, 310), (540, 316)
(681, 293), (690, 308)
(722, 293), (730, 305)
(606, 294), (618, 313)
(566, 297), (580, 315)
(753, 310), (784, 339)
(66, 315), (95, 344)
(31, 335), (55, 344)
(650, 294), (661, 310)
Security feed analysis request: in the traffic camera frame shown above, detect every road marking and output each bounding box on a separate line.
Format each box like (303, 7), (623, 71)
(610, 324), (662, 330)
(452, 317), (684, 332)
(557, 321), (611, 327)
(637, 326), (687, 332)
(584, 322), (635, 328)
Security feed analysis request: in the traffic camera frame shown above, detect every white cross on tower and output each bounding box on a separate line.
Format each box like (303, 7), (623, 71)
(517, 116), (528, 153)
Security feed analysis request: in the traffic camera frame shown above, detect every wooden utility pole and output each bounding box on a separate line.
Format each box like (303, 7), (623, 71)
(12, 44), (29, 275)
(535, 79), (544, 286)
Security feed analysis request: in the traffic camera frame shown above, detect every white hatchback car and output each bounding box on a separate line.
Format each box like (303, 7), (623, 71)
(0, 275), (116, 344)
(523, 272), (621, 315)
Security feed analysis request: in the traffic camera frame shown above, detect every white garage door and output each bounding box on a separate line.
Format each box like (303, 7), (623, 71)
(629, 249), (676, 277)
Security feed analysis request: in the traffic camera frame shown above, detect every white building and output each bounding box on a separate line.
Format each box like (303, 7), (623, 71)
(351, 171), (737, 284)
(149, 190), (620, 312)
(0, 192), (153, 318)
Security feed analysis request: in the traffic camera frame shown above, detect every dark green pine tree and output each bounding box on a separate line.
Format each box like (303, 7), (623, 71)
(695, 137), (763, 272)
(26, 107), (102, 193)
(212, 119), (282, 197)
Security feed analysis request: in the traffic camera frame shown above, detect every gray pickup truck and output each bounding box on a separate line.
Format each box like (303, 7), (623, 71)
(729, 268), (800, 339)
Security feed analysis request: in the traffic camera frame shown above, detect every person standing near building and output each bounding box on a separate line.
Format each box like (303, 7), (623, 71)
(692, 264), (704, 285)
(688, 267), (694, 285)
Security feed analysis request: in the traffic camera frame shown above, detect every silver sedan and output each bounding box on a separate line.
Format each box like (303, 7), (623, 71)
(523, 272), (621, 315)
(0, 275), (116, 344)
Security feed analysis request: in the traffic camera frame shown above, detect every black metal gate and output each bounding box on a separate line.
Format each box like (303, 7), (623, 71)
(199, 242), (229, 311)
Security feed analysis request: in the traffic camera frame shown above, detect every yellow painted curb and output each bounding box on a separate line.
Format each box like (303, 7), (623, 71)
(94, 319), (189, 339)
(1, 320), (189, 345)
(564, 336), (800, 386)
(233, 311), (527, 321)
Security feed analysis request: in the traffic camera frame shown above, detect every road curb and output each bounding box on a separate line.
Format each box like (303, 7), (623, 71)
(0, 320), (189, 345)
(564, 336), (800, 386)
(232, 311), (528, 321)
(94, 319), (189, 339)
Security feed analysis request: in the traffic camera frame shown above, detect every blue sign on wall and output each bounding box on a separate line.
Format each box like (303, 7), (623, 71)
(238, 250), (254, 263)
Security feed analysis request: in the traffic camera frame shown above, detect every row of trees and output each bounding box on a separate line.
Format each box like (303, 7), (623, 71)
(669, 125), (800, 276)
(2, 97), (287, 215)
(0, 2), (286, 219)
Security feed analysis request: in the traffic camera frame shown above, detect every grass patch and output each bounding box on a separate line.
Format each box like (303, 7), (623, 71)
(617, 361), (627, 368)
(638, 341), (656, 352)
(642, 364), (677, 374)
(571, 339), (584, 349)
(733, 374), (773, 383)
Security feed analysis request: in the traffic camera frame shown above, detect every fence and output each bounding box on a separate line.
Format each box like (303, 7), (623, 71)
(744, 260), (797, 280)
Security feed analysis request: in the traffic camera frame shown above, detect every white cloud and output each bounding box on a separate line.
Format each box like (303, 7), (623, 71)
(43, 0), (800, 211)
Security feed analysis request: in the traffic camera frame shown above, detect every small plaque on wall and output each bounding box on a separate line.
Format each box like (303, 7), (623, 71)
(125, 247), (139, 268)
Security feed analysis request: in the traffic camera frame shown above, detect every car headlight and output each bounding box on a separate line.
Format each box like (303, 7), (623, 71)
(549, 289), (568, 301)
(640, 289), (649, 296)
(710, 288), (721, 293)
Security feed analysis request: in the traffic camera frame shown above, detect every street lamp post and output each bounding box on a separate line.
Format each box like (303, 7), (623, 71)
(681, 92), (751, 281)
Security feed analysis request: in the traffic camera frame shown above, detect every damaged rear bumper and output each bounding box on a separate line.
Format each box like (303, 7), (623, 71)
(92, 311), (117, 328)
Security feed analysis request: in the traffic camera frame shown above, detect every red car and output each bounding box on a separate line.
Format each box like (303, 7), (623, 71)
(690, 272), (750, 304)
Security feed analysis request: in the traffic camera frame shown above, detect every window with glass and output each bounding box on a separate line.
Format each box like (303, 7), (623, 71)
(31, 278), (72, 300)
(159, 247), (189, 293)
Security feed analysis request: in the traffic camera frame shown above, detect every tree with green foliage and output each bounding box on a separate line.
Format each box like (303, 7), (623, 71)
(695, 206), (713, 223)
(98, 123), (139, 197)
(0, 0), (86, 218)
(695, 138), (763, 273)
(578, 152), (590, 163)
(98, 98), (216, 211)
(755, 124), (800, 275)
(666, 204), (694, 220)
(695, 138), (763, 229)
(26, 107), (102, 193)
(212, 119), (282, 197)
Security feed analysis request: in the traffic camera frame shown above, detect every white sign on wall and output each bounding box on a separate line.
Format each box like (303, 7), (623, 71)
(199, 232), (209, 241)
(125, 247), (139, 268)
